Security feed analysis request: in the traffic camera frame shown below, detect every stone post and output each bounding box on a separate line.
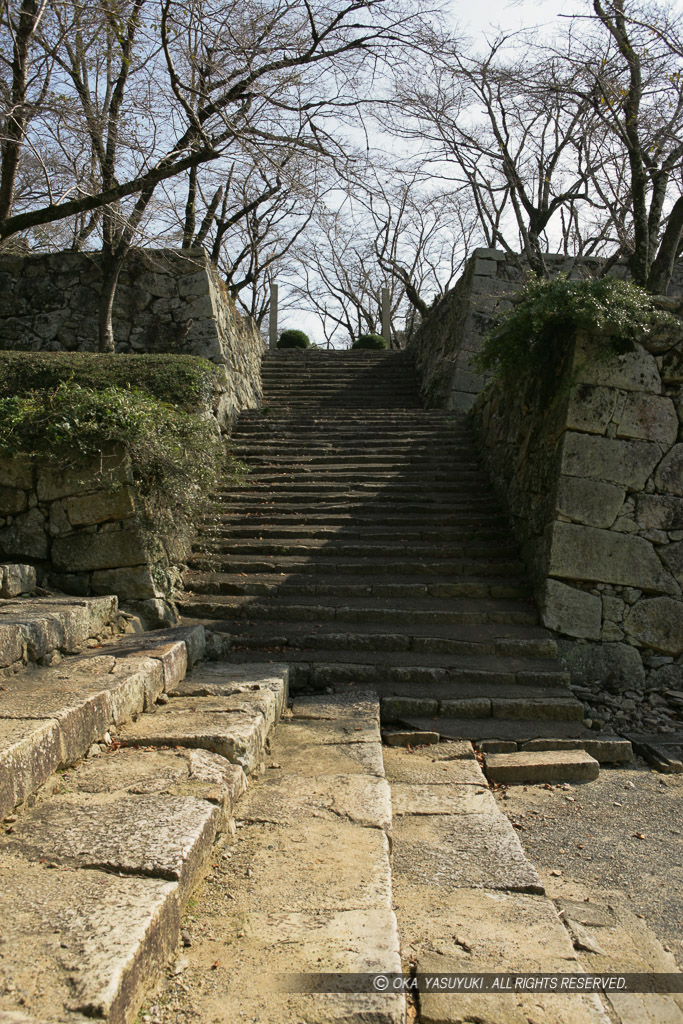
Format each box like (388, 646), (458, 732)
(269, 284), (279, 350)
(381, 287), (391, 348)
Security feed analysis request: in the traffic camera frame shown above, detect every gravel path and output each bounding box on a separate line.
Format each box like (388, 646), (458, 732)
(494, 757), (683, 969)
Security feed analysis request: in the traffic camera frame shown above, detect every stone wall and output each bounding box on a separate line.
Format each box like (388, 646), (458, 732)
(0, 247), (265, 428)
(471, 330), (683, 690)
(0, 446), (188, 628)
(409, 249), (683, 413)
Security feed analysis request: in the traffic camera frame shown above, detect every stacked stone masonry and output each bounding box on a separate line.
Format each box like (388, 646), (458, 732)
(0, 446), (183, 624)
(471, 329), (683, 692)
(409, 248), (683, 412)
(0, 247), (265, 429)
(0, 247), (266, 616)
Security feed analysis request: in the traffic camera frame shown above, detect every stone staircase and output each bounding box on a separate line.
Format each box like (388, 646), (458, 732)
(180, 350), (632, 771)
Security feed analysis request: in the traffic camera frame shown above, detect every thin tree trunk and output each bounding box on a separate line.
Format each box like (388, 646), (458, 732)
(98, 252), (123, 352)
(647, 195), (683, 294)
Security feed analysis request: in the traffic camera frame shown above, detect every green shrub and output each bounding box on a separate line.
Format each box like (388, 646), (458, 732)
(278, 329), (310, 349)
(352, 333), (387, 350)
(0, 352), (222, 412)
(474, 275), (677, 382)
(0, 384), (237, 540)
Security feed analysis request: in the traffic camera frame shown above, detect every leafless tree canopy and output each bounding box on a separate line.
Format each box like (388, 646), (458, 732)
(0, 0), (681, 348)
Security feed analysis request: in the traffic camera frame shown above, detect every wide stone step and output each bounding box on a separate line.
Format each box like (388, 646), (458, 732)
(208, 511), (510, 528)
(189, 553), (528, 576)
(208, 616), (556, 653)
(185, 570), (533, 601)
(0, 660), (288, 1024)
(398, 715), (633, 762)
(177, 594), (539, 626)
(484, 748), (600, 783)
(213, 497), (503, 514)
(201, 524), (511, 542)
(202, 539), (519, 559)
(0, 624), (206, 819)
(244, 466), (483, 481)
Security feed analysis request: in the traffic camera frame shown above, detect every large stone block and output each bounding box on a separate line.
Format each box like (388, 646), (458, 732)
(565, 384), (617, 434)
(51, 527), (148, 571)
(0, 563), (36, 597)
(64, 485), (135, 526)
(617, 393), (678, 444)
(560, 432), (661, 489)
(555, 475), (625, 528)
(0, 508), (48, 560)
(0, 457), (33, 490)
(90, 565), (163, 599)
(659, 541), (683, 584)
(635, 494), (683, 530)
(538, 579), (602, 639)
(0, 486), (27, 515)
(624, 597), (683, 655)
(556, 638), (646, 687)
(36, 449), (132, 502)
(572, 332), (661, 393)
(546, 521), (678, 593)
(654, 444), (683, 495)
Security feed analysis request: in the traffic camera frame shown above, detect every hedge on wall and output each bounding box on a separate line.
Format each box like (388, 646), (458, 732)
(352, 333), (387, 350)
(0, 351), (223, 412)
(0, 383), (239, 541)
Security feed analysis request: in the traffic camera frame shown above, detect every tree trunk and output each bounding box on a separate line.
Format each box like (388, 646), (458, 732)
(647, 195), (683, 295)
(98, 253), (123, 353)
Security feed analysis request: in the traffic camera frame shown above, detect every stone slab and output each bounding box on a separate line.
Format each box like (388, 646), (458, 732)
(238, 773), (392, 833)
(0, 563), (36, 598)
(555, 475), (626, 529)
(2, 792), (219, 896)
(391, 783), (496, 816)
(520, 737), (633, 763)
(0, 717), (62, 818)
(274, 717), (380, 746)
(1, 658), (163, 763)
(58, 745), (247, 820)
(547, 521), (678, 593)
(382, 747), (487, 785)
(119, 706), (267, 774)
(218, 908), (404, 1024)
(573, 332), (661, 393)
(392, 813), (543, 894)
(162, 689), (281, 734)
(270, 734), (384, 777)
(0, 851), (179, 1024)
(383, 728), (440, 746)
(51, 527), (148, 572)
(293, 689), (379, 722)
(539, 578), (602, 639)
(395, 890), (602, 1024)
(98, 624), (206, 668)
(226, 818), (392, 912)
(171, 666), (288, 721)
(560, 432), (661, 489)
(484, 749), (600, 784)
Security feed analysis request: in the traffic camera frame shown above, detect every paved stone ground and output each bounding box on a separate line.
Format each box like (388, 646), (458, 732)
(495, 758), (683, 969)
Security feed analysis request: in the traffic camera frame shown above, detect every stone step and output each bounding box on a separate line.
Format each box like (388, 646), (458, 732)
(242, 466), (484, 481)
(381, 688), (582, 720)
(198, 539), (519, 559)
(399, 715), (633, 762)
(208, 511), (511, 528)
(188, 554), (528, 577)
(212, 497), (504, 514)
(200, 524), (511, 542)
(130, 689), (406, 1023)
(0, 594), (119, 674)
(203, 617), (556, 655)
(185, 569), (533, 600)
(0, 660), (288, 1024)
(384, 748), (611, 1024)
(0, 625), (206, 819)
(177, 594), (539, 626)
(190, 650), (570, 692)
(484, 749), (601, 783)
